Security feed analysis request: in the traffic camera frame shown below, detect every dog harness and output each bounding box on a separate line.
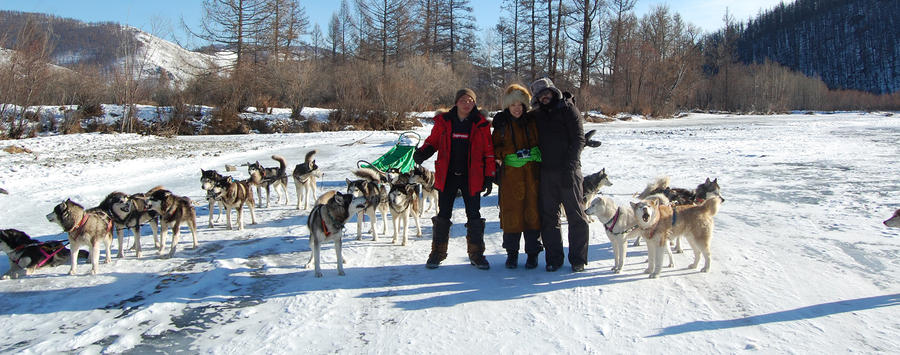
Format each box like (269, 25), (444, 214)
(11, 240), (70, 268)
(320, 218), (331, 236)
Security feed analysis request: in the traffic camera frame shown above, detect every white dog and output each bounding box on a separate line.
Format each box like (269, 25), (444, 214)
(586, 194), (673, 273)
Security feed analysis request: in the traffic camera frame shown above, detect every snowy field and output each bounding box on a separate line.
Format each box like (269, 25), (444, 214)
(0, 112), (898, 353)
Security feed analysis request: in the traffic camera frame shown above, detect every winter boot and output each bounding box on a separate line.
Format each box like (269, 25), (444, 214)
(525, 253), (539, 269)
(426, 216), (451, 269)
(466, 218), (489, 270)
(505, 250), (519, 269)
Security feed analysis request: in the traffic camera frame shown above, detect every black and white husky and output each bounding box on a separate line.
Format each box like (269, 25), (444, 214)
(346, 168), (390, 240)
(304, 191), (367, 277)
(293, 150), (323, 211)
(0, 229), (87, 279)
(46, 199), (114, 275)
(409, 165), (438, 216)
(96, 187), (162, 259)
(248, 155), (289, 208)
(388, 183), (423, 246)
(201, 169), (228, 227)
(211, 176), (257, 230)
(146, 189), (199, 258)
(633, 176), (724, 251)
(582, 168), (613, 205)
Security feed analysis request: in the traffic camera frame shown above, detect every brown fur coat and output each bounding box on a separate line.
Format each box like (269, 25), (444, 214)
(492, 109), (541, 233)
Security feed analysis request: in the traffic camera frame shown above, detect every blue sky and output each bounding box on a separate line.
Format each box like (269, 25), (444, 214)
(1, 0), (787, 46)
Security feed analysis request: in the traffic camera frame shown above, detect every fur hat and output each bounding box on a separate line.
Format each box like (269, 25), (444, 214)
(529, 77), (562, 105)
(501, 84), (531, 111)
(455, 88), (477, 104)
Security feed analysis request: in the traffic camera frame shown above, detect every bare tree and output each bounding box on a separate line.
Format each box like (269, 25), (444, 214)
(566, 0), (605, 98)
(355, 0), (414, 73)
(1, 19), (54, 138)
(191, 0), (272, 65)
(605, 0), (636, 105)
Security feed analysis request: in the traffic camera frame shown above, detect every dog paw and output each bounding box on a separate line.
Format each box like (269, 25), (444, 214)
(649, 273), (659, 279)
(314, 272), (323, 277)
(338, 271), (345, 276)
(69, 270), (77, 276)
(643, 268), (652, 274)
(701, 266), (710, 272)
(91, 269), (98, 275)
(688, 263), (698, 269)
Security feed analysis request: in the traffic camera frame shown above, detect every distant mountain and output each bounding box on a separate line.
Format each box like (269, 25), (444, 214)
(736, 0), (899, 94)
(0, 10), (233, 86)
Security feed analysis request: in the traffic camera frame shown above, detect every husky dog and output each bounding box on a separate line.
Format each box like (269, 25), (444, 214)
(582, 168), (613, 205)
(0, 187), (7, 194)
(201, 169), (228, 227)
(636, 176), (725, 206)
(211, 176), (257, 230)
(346, 168), (390, 240)
(586, 194), (673, 273)
(248, 155), (289, 208)
(632, 196), (721, 278)
(409, 165), (438, 216)
(293, 150), (323, 210)
(96, 187), (162, 258)
(304, 191), (367, 277)
(46, 199), (114, 275)
(885, 209), (900, 228)
(388, 183), (423, 246)
(386, 168), (412, 185)
(0, 229), (87, 279)
(146, 189), (199, 258)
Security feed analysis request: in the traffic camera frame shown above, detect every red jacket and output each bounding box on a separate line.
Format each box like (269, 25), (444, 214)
(421, 109), (496, 196)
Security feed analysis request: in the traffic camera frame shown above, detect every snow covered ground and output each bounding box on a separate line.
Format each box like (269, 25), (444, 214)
(0, 112), (898, 353)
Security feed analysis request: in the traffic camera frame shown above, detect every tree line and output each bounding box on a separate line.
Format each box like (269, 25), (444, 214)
(1, 0), (898, 138)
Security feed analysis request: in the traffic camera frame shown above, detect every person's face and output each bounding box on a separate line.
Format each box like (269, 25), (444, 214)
(456, 95), (475, 115)
(538, 90), (553, 105)
(509, 102), (524, 118)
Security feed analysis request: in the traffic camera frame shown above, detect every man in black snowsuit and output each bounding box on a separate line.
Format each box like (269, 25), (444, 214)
(530, 77), (590, 272)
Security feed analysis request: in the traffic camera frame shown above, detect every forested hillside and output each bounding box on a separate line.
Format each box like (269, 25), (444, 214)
(736, 0), (899, 94)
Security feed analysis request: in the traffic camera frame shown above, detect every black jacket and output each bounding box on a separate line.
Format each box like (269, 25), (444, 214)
(532, 91), (585, 172)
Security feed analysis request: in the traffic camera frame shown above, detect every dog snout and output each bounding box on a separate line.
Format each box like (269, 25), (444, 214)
(642, 210), (650, 222)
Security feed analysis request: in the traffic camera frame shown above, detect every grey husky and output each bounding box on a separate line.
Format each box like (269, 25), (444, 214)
(46, 199), (114, 275)
(633, 176), (724, 251)
(388, 183), (423, 246)
(248, 155), (289, 208)
(346, 168), (390, 240)
(293, 150), (323, 211)
(304, 191), (367, 277)
(885, 209), (900, 228)
(96, 187), (162, 258)
(211, 176), (257, 230)
(146, 189), (199, 258)
(582, 168), (613, 205)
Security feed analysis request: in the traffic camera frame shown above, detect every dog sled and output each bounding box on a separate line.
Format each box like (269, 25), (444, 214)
(358, 131), (421, 174)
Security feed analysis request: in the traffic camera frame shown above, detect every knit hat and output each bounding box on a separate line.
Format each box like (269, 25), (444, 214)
(529, 77), (562, 105)
(455, 88), (477, 104)
(501, 84), (531, 111)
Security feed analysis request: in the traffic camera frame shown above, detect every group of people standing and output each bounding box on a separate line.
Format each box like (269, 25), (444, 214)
(413, 78), (591, 273)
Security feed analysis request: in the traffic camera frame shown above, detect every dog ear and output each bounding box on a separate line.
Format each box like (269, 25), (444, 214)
(705, 177), (711, 183)
(650, 199), (658, 207)
(227, 176), (234, 183)
(712, 178), (718, 184)
(630, 202), (637, 209)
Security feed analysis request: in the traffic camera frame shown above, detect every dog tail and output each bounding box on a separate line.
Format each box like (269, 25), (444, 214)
(353, 168), (383, 182)
(272, 155), (287, 175)
(304, 150), (317, 164)
(636, 176), (670, 199)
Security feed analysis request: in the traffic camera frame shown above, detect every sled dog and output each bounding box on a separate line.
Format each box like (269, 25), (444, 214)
(388, 183), (423, 246)
(0, 229), (87, 279)
(293, 150), (323, 210)
(211, 176), (257, 230)
(633, 176), (724, 251)
(201, 169), (228, 227)
(885, 209), (900, 228)
(304, 191), (367, 277)
(632, 196), (721, 278)
(582, 168), (613, 205)
(146, 189), (199, 258)
(96, 187), (162, 258)
(46, 199), (113, 275)
(248, 155), (289, 208)
(586, 194), (672, 273)
(346, 168), (390, 240)
(409, 165), (438, 216)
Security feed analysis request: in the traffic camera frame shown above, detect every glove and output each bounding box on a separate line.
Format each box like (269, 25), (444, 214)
(482, 176), (494, 196)
(586, 139), (602, 148)
(413, 146), (436, 165)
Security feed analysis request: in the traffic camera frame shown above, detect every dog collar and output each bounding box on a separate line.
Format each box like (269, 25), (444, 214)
(68, 213), (90, 233)
(604, 208), (621, 233)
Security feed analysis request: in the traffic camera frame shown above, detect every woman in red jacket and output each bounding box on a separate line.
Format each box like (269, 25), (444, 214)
(413, 88), (497, 270)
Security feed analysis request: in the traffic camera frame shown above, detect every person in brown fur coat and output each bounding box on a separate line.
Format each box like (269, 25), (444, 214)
(492, 84), (543, 269)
